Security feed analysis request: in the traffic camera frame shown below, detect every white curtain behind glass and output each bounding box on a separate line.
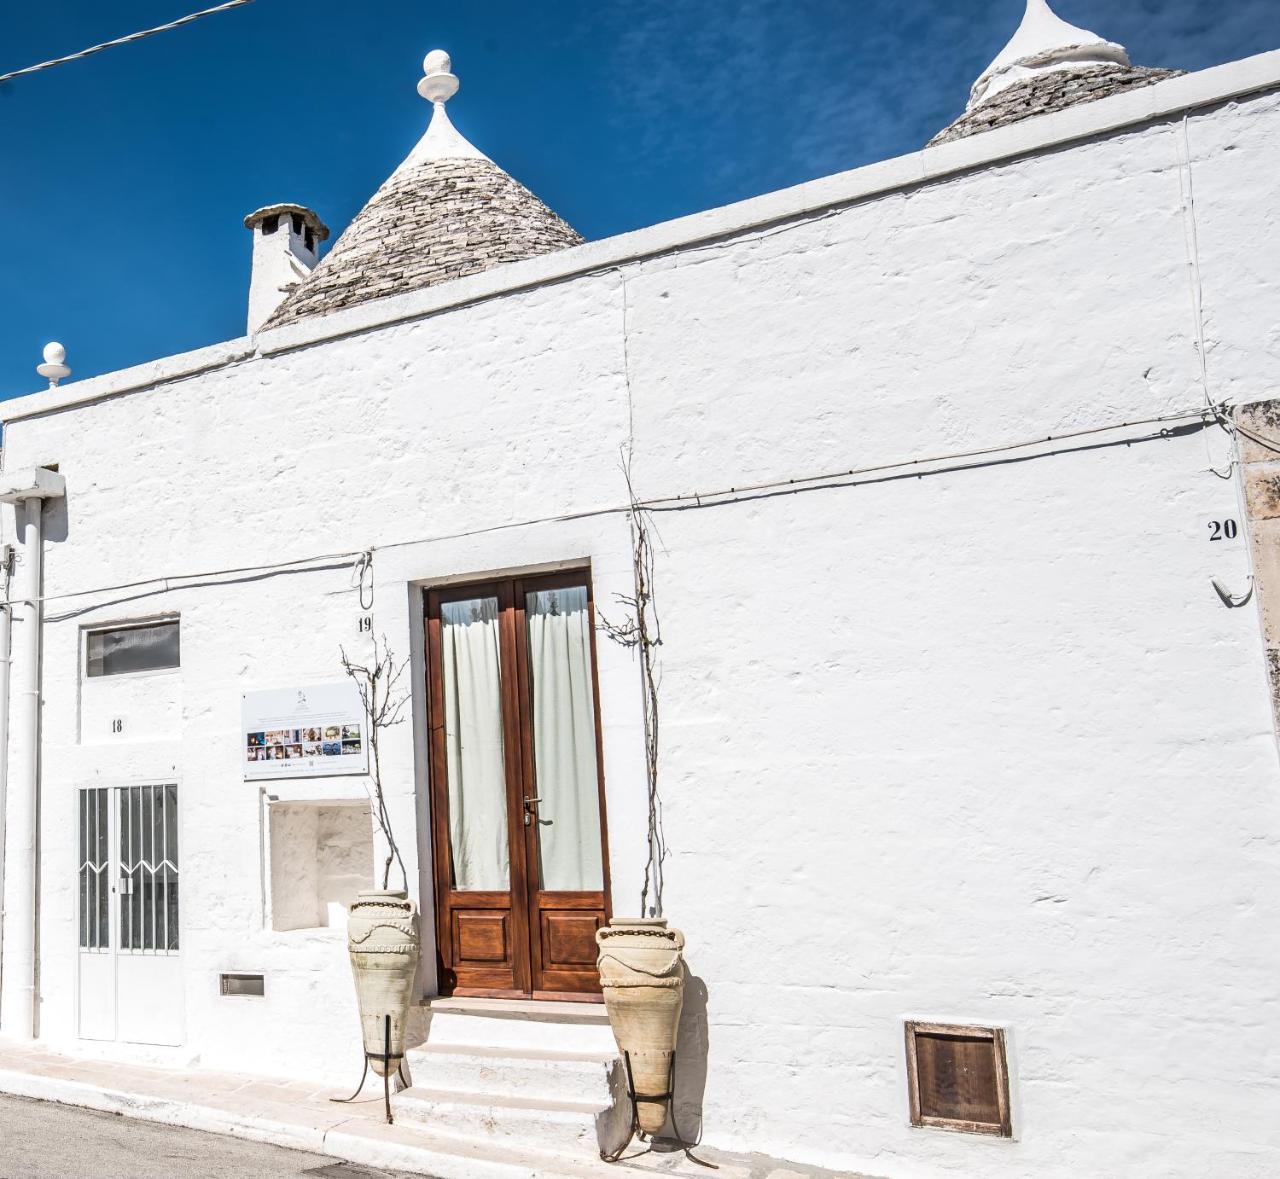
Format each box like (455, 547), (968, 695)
(527, 587), (604, 891)
(441, 598), (510, 890)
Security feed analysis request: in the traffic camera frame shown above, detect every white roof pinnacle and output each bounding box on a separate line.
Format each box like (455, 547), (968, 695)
(403, 49), (489, 166)
(969, 0), (1130, 109)
(36, 341), (70, 389)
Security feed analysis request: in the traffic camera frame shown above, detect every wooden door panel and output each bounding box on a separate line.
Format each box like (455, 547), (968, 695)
(426, 572), (609, 1000)
(540, 908), (604, 971)
(453, 910), (511, 964)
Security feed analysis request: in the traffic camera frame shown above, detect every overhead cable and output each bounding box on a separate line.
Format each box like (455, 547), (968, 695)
(0, 402), (1221, 613)
(0, 1), (254, 87)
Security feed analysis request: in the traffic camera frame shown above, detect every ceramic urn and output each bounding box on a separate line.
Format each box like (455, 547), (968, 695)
(595, 917), (686, 1135)
(346, 889), (420, 1076)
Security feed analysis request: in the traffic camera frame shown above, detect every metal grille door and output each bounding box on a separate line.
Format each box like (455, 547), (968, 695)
(78, 789), (109, 952)
(77, 784), (184, 1045)
(119, 784), (179, 953)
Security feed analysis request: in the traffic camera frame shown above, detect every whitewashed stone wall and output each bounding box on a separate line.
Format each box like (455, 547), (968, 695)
(3, 72), (1280, 1179)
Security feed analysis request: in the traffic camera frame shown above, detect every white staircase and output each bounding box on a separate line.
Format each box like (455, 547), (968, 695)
(392, 998), (630, 1161)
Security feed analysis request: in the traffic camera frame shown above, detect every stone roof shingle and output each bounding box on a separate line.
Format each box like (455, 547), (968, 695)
(265, 156), (582, 329)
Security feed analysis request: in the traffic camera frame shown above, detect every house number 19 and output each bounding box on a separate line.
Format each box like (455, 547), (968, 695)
(358, 616), (373, 634)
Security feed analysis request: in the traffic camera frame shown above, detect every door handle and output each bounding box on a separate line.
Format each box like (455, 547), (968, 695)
(523, 796), (542, 826)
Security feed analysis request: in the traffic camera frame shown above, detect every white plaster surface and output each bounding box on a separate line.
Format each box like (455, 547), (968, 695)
(268, 802), (371, 932)
(246, 215), (321, 334)
(971, 0), (1129, 106)
(0, 63), (1279, 1179)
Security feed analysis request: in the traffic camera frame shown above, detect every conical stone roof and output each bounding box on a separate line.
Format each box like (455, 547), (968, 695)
(266, 52), (582, 329)
(929, 0), (1182, 147)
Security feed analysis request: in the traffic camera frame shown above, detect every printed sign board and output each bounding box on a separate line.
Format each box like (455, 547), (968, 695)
(242, 682), (369, 780)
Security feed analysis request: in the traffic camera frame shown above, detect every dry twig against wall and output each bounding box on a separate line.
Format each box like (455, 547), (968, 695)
(341, 636), (410, 892)
(599, 454), (668, 918)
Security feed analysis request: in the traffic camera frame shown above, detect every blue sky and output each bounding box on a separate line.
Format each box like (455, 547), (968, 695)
(0, 0), (1275, 397)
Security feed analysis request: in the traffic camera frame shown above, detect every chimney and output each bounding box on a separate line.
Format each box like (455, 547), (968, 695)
(243, 204), (330, 333)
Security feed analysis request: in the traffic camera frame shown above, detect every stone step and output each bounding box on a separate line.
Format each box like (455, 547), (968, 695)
(405, 1043), (620, 1105)
(391, 1085), (618, 1155)
(422, 997), (616, 1055)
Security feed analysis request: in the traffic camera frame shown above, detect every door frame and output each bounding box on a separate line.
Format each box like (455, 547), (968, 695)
(423, 567), (612, 1000)
(75, 779), (185, 1045)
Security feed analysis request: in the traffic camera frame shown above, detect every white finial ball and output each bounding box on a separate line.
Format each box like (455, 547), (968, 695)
(418, 48), (460, 104)
(423, 49), (452, 75)
(36, 340), (71, 387)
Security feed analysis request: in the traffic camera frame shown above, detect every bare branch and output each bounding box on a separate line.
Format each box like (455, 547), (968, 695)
(602, 445), (668, 918)
(342, 635), (410, 893)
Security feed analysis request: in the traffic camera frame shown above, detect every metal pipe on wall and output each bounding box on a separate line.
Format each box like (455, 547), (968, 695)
(0, 468), (65, 1040)
(0, 546), (14, 1007)
(2, 502), (44, 1037)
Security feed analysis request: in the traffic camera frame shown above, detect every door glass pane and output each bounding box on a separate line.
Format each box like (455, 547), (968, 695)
(78, 789), (109, 951)
(119, 785), (179, 952)
(526, 585), (604, 891)
(440, 597), (510, 890)
(163, 784), (180, 950)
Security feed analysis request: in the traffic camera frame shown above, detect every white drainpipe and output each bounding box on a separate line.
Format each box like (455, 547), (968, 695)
(0, 546), (13, 1003)
(0, 468), (65, 1040)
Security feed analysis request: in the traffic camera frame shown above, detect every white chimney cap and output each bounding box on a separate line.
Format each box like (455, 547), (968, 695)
(243, 204), (330, 240)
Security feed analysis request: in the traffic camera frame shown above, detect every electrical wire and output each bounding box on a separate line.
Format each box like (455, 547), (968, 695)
(0, 402), (1224, 612)
(0, 1), (254, 87)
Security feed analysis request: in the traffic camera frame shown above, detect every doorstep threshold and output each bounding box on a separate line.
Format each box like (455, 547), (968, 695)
(425, 996), (609, 1022)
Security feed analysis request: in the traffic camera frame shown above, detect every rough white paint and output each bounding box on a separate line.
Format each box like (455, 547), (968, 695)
(268, 802), (371, 932)
(971, 0), (1129, 107)
(1, 58), (1279, 1179)
(406, 51), (490, 166)
(244, 206), (327, 334)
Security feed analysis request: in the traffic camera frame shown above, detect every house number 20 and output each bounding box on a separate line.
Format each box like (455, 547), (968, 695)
(1208, 519), (1239, 541)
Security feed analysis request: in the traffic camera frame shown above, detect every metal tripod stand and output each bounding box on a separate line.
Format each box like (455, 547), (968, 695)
(600, 1050), (716, 1168)
(330, 1014), (409, 1124)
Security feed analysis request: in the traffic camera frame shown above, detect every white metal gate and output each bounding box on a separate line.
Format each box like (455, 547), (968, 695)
(77, 784), (184, 1045)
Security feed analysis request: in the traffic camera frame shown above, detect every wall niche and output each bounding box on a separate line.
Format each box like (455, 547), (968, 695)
(268, 800), (372, 932)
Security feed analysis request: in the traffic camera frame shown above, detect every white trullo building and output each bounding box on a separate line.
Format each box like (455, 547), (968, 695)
(1, 4), (1279, 1177)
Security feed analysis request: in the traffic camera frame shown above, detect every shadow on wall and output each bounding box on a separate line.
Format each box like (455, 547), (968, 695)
(669, 968), (710, 1144)
(45, 492), (69, 544)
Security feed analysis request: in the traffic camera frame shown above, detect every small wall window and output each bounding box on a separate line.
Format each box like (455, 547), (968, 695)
(86, 621), (180, 678)
(220, 973), (265, 997)
(905, 1022), (1011, 1137)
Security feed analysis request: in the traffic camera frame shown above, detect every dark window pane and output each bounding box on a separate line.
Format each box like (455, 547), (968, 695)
(86, 622), (179, 677)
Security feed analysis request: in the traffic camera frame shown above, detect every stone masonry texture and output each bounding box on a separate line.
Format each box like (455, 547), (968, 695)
(266, 157), (583, 328)
(929, 63), (1184, 146)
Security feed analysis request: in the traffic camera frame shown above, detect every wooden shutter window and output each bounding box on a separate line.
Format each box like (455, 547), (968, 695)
(905, 1022), (1012, 1137)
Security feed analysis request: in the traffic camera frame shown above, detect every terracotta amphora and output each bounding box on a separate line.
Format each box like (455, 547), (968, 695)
(595, 917), (686, 1135)
(346, 889), (420, 1076)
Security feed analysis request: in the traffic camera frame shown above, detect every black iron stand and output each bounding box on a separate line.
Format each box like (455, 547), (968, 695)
(600, 1050), (716, 1168)
(330, 1014), (408, 1124)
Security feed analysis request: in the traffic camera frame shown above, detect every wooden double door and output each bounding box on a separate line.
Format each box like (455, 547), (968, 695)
(425, 571), (610, 999)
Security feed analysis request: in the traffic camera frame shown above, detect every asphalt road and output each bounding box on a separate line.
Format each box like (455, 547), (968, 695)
(0, 1094), (422, 1179)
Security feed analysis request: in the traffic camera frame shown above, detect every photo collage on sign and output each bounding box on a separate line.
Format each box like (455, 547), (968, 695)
(246, 724), (362, 762)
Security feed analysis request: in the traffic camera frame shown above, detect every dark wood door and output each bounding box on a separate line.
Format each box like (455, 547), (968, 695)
(425, 571), (610, 1000)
